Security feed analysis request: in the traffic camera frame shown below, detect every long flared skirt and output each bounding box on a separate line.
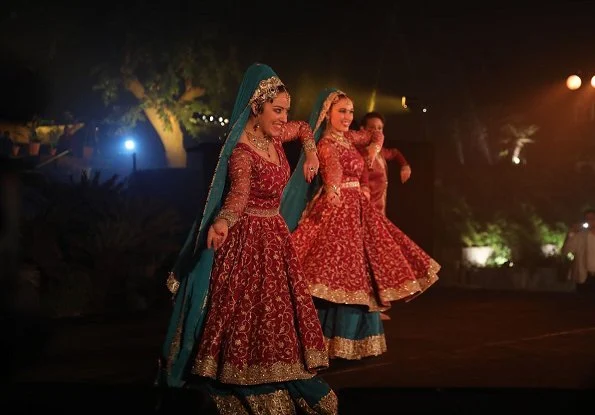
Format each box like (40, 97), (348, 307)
(315, 299), (386, 360)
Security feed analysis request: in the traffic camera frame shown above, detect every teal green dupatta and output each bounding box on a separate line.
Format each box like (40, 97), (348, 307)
(157, 64), (336, 413)
(280, 88), (386, 360)
(281, 88), (340, 231)
(157, 63), (274, 388)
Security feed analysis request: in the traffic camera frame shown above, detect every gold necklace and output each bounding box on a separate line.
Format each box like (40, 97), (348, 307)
(330, 131), (351, 147)
(245, 129), (273, 154)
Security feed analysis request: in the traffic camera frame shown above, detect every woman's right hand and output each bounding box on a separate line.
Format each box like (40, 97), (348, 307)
(207, 219), (229, 251)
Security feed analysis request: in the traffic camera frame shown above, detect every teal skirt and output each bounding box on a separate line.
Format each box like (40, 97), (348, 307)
(315, 299), (387, 360)
(186, 376), (337, 414)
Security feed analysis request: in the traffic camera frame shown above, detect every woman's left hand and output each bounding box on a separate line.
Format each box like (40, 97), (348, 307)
(303, 153), (319, 183)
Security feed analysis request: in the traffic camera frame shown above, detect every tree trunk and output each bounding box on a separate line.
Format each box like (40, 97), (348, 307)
(143, 107), (186, 168)
(124, 77), (187, 168)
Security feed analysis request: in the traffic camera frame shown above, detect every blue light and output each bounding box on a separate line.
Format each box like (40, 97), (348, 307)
(124, 139), (136, 151)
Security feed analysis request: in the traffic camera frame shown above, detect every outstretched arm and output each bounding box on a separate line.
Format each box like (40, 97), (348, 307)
(382, 147), (411, 183)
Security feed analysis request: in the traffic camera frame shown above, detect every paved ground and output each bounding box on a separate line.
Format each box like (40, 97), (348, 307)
(5, 286), (595, 412)
(8, 286), (595, 388)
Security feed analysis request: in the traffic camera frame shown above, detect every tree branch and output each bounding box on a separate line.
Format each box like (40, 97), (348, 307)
(124, 77), (147, 101)
(179, 79), (205, 103)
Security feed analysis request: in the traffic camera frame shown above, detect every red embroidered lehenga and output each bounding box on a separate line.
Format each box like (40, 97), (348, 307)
(192, 122), (329, 384)
(291, 130), (440, 359)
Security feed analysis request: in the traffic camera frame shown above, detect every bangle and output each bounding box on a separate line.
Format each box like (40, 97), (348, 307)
(303, 139), (316, 153)
(215, 210), (237, 228)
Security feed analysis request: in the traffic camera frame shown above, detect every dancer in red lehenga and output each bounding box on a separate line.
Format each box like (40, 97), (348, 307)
(359, 111), (412, 321)
(160, 64), (337, 415)
(288, 89), (440, 360)
(359, 111), (411, 217)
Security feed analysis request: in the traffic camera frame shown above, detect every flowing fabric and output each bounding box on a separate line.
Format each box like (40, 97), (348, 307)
(282, 88), (440, 360)
(157, 64), (337, 414)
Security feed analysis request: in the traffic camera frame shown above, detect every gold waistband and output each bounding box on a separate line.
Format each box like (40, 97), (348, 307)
(340, 181), (360, 189)
(245, 206), (280, 217)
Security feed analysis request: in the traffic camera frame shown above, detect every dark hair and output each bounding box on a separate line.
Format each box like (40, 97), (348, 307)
(252, 85), (289, 115)
(360, 111), (385, 127)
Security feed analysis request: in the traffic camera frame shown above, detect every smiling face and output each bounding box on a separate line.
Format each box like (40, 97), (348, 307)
(328, 97), (354, 133)
(252, 89), (290, 137)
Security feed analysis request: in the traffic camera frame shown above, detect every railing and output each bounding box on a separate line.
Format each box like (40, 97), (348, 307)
(34, 150), (71, 169)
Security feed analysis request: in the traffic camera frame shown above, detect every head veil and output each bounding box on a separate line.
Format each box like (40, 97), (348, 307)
(158, 63), (286, 387)
(280, 88), (346, 231)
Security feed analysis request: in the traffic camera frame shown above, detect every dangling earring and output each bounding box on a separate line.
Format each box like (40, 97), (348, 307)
(253, 121), (259, 132)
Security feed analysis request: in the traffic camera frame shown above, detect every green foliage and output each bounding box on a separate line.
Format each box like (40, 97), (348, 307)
(442, 194), (569, 268)
(529, 214), (568, 247)
(461, 217), (512, 266)
(92, 32), (240, 139)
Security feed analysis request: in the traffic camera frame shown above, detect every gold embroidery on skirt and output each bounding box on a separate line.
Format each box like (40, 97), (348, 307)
(192, 356), (317, 385)
(325, 334), (387, 360)
(211, 394), (250, 415)
(245, 389), (297, 414)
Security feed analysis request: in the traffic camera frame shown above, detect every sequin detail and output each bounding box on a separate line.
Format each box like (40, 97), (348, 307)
(193, 356), (314, 385)
(245, 206), (280, 217)
(211, 394), (250, 415)
(166, 272), (179, 295)
(296, 391), (339, 415)
(293, 130), (439, 314)
(249, 76), (286, 106)
(325, 335), (387, 360)
(193, 121), (328, 386)
(340, 181), (360, 189)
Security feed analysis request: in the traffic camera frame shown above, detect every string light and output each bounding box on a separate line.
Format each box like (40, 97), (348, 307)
(191, 113), (230, 126)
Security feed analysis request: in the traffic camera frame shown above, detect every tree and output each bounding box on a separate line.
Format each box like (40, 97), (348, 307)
(93, 31), (239, 167)
(500, 122), (539, 164)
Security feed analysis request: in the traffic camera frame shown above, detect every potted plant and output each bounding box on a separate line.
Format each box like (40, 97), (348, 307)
(28, 129), (42, 156)
(537, 220), (567, 257)
(48, 129), (61, 156)
(461, 218), (512, 268)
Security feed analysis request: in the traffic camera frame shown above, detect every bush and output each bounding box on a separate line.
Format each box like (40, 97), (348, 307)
(20, 170), (183, 317)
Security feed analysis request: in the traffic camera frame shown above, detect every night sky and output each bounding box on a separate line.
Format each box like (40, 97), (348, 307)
(2, 1), (595, 147)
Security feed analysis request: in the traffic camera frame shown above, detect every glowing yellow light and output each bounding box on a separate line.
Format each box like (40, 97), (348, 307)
(591, 76), (595, 88)
(368, 89), (377, 112)
(401, 96), (407, 108)
(566, 75), (582, 90)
